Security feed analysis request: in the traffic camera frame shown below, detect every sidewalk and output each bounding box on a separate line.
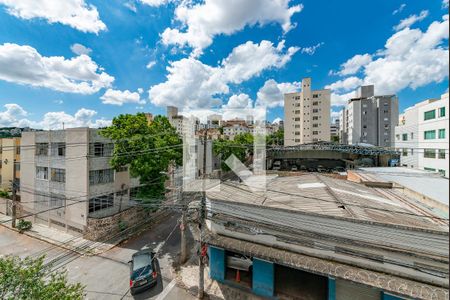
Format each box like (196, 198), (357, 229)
(0, 209), (171, 256)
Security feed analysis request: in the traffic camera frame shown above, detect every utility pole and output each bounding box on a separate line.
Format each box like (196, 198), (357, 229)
(198, 128), (208, 299)
(11, 158), (17, 228)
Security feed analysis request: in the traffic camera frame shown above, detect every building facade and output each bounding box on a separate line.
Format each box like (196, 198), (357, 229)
(20, 128), (140, 234)
(339, 85), (398, 147)
(395, 92), (449, 177)
(284, 78), (331, 146)
(0, 137), (20, 191)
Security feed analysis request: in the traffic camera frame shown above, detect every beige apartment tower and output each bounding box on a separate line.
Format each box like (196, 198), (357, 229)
(284, 78), (331, 146)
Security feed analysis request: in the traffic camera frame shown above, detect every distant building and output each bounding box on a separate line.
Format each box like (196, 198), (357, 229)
(20, 129), (140, 237)
(330, 119), (339, 141)
(222, 123), (250, 140)
(339, 85), (398, 147)
(206, 114), (222, 129)
(394, 92), (449, 177)
(284, 78), (331, 146)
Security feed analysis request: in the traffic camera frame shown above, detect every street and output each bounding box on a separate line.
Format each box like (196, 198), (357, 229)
(0, 212), (196, 300)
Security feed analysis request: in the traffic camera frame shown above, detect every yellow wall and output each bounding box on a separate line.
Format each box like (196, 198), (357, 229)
(0, 138), (20, 190)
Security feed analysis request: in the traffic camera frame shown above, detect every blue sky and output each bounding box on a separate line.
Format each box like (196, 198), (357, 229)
(0, 0), (448, 128)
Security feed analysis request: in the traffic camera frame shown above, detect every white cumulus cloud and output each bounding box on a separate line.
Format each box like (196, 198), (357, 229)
(70, 43), (92, 55)
(325, 76), (363, 92)
(0, 43), (114, 94)
(161, 0), (302, 56)
(0, 103), (110, 129)
(394, 10), (429, 32)
(149, 40), (298, 109)
(223, 93), (253, 109)
(256, 79), (301, 108)
(334, 53), (372, 76)
(392, 3), (406, 15)
(100, 89), (146, 106)
(0, 0), (106, 34)
(146, 60), (157, 69)
(300, 42), (324, 55)
(328, 14), (449, 105)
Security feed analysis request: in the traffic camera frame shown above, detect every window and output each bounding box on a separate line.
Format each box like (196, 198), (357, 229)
(313, 116), (319, 120)
(89, 169), (114, 185)
(89, 193), (114, 213)
(295, 132), (300, 135)
(294, 117), (300, 121)
(424, 167), (436, 172)
(438, 129), (446, 139)
(402, 134), (408, 141)
(51, 168), (66, 183)
(438, 149), (446, 159)
(424, 110), (436, 120)
(16, 146), (20, 155)
(36, 143), (48, 156)
(294, 124), (300, 128)
(362, 111), (367, 115)
(312, 109), (319, 113)
(50, 194), (65, 208)
(295, 110), (300, 114)
(383, 110), (389, 114)
(438, 107), (446, 117)
(312, 94), (318, 98)
(396, 134), (400, 140)
(91, 143), (113, 157)
(312, 101), (319, 106)
(312, 131), (318, 135)
(424, 130), (436, 140)
(438, 169), (446, 176)
(410, 133), (414, 140)
(402, 149), (408, 156)
(36, 166), (48, 180)
(51, 142), (66, 156)
(312, 124), (319, 128)
(424, 149), (436, 159)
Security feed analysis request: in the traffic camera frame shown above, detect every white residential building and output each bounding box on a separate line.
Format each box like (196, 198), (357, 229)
(20, 128), (140, 234)
(395, 92), (449, 177)
(284, 78), (331, 146)
(339, 85), (398, 147)
(222, 124), (250, 140)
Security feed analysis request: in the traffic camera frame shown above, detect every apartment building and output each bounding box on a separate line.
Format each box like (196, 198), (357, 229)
(0, 137), (20, 191)
(20, 128), (140, 234)
(330, 119), (339, 141)
(339, 85), (398, 147)
(222, 123), (250, 140)
(284, 78), (331, 146)
(395, 92), (449, 177)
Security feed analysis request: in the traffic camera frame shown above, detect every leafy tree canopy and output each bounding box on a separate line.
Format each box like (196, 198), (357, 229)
(100, 114), (182, 200)
(266, 129), (284, 146)
(213, 133), (254, 171)
(0, 255), (84, 300)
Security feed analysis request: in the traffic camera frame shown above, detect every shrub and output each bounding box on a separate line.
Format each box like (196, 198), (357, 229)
(17, 219), (32, 232)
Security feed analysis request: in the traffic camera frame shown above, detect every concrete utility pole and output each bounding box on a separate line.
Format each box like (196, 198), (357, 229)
(198, 128), (208, 299)
(11, 158), (17, 228)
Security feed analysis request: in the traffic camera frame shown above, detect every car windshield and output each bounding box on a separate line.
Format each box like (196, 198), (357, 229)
(133, 254), (152, 272)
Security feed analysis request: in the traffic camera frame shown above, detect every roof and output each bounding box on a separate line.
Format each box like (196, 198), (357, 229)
(357, 167), (449, 208)
(206, 173), (448, 231)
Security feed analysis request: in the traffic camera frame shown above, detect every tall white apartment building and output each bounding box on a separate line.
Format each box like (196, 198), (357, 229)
(20, 128), (140, 234)
(284, 78), (331, 146)
(395, 92), (449, 177)
(339, 85), (398, 147)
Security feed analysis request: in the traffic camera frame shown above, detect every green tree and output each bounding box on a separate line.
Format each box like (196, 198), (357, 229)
(100, 114), (182, 203)
(213, 133), (254, 171)
(266, 129), (284, 146)
(0, 255), (85, 300)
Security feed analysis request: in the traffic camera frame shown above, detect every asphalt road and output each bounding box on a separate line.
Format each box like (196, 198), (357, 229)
(0, 212), (196, 300)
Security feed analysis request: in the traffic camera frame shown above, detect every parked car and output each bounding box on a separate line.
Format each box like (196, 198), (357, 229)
(307, 167), (317, 172)
(333, 166), (346, 173)
(272, 161), (281, 170)
(291, 165), (298, 171)
(299, 165), (308, 171)
(317, 165), (328, 173)
(129, 250), (157, 295)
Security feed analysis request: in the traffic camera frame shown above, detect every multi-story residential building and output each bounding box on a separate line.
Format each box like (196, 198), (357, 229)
(222, 123), (250, 140)
(330, 119), (339, 141)
(284, 78), (331, 146)
(339, 85), (398, 147)
(207, 114), (223, 129)
(395, 92), (449, 177)
(20, 128), (140, 234)
(0, 137), (20, 191)
(167, 106), (200, 135)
